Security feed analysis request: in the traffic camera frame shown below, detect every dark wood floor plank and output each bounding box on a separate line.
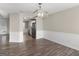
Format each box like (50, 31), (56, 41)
(0, 38), (79, 56)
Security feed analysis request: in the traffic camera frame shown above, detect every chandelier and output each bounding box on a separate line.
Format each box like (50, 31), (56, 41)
(33, 3), (48, 18)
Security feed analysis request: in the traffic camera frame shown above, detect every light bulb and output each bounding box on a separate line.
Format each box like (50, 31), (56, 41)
(37, 12), (43, 17)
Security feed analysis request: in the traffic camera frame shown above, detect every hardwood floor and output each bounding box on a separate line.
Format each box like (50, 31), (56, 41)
(0, 38), (79, 56)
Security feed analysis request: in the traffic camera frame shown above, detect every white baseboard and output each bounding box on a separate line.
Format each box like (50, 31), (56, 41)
(44, 31), (79, 50)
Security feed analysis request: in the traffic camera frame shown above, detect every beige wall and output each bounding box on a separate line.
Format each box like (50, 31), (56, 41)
(43, 6), (79, 50)
(43, 6), (79, 34)
(9, 13), (24, 42)
(43, 7), (79, 33)
(9, 13), (20, 32)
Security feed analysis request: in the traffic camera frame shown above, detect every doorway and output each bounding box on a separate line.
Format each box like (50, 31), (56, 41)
(24, 19), (36, 40)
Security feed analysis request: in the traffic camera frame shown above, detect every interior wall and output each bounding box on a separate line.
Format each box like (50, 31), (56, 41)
(36, 17), (44, 39)
(9, 13), (24, 42)
(44, 6), (79, 34)
(23, 21), (29, 33)
(43, 6), (79, 50)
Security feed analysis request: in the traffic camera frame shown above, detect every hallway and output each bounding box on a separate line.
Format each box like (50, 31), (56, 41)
(0, 39), (79, 56)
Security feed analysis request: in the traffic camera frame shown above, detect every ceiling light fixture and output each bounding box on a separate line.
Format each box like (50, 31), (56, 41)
(33, 3), (48, 18)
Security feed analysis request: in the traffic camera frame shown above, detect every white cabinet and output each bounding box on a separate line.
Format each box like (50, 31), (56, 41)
(0, 34), (9, 44)
(0, 18), (8, 34)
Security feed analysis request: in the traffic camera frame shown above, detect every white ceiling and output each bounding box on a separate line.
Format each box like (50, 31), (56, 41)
(0, 3), (79, 18)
